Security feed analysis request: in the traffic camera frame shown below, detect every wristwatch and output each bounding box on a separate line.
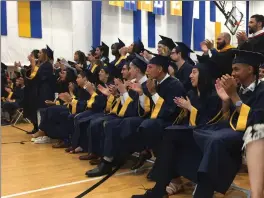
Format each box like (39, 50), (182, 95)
(235, 100), (243, 107)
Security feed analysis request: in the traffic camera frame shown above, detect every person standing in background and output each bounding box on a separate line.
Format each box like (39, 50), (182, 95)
(237, 14), (264, 54)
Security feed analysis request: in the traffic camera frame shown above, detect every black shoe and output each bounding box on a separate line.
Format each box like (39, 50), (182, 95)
(26, 128), (38, 134)
(132, 189), (167, 198)
(131, 151), (152, 170)
(147, 168), (154, 181)
(85, 161), (113, 177)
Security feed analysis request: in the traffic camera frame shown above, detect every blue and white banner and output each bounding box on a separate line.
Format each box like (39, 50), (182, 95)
(153, 1), (165, 15)
(124, 1), (137, 11)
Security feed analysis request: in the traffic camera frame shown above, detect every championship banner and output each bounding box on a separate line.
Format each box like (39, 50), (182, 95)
(153, 1), (165, 15)
(124, 1), (137, 11)
(109, 1), (124, 7)
(138, 1), (153, 12)
(170, 1), (182, 16)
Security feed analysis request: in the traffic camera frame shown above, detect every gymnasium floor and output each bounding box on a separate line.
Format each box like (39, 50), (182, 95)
(1, 124), (250, 198)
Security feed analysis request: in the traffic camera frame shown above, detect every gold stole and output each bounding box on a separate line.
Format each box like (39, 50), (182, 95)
(229, 104), (250, 131)
(91, 64), (98, 73)
(217, 45), (235, 52)
(115, 56), (126, 66)
(87, 92), (98, 108)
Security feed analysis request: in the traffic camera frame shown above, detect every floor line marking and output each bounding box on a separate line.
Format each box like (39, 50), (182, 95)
(2, 167), (150, 198)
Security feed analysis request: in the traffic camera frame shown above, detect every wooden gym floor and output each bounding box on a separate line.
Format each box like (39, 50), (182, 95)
(1, 124), (250, 198)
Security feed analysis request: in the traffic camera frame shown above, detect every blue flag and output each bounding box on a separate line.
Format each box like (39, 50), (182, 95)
(124, 1), (137, 11)
(153, 1), (165, 15)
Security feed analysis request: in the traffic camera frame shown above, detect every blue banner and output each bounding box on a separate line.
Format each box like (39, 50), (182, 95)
(1, 1), (7, 36)
(124, 1), (137, 11)
(153, 1), (165, 15)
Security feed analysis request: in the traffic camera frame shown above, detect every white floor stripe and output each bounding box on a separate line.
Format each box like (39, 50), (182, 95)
(2, 168), (149, 198)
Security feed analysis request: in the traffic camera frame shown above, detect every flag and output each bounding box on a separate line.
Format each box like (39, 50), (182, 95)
(124, 1), (137, 11)
(18, 1), (42, 38)
(170, 1), (182, 16)
(109, 1), (124, 7)
(138, 1), (153, 12)
(1, 1), (7, 35)
(153, 1), (165, 15)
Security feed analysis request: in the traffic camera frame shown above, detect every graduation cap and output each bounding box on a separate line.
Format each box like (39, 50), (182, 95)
(175, 42), (194, 54)
(260, 63), (264, 69)
(118, 38), (125, 49)
(100, 66), (111, 74)
(1, 62), (7, 70)
(101, 42), (109, 57)
(134, 38), (144, 53)
(159, 35), (176, 51)
(144, 49), (154, 55)
(232, 49), (264, 68)
(46, 45), (54, 60)
(196, 55), (207, 63)
(131, 54), (148, 73)
(68, 61), (76, 67)
(149, 53), (170, 71)
(65, 67), (77, 82)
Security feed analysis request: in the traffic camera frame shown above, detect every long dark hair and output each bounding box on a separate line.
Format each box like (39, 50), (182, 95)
(194, 63), (213, 99)
(75, 50), (87, 65)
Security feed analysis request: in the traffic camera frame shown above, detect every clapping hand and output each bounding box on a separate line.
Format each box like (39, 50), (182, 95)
(109, 84), (118, 96)
(114, 78), (127, 94)
(146, 79), (156, 95)
(5, 87), (12, 93)
(200, 41), (209, 54)
(98, 84), (111, 96)
(174, 96), (192, 111)
(204, 39), (214, 50)
(215, 78), (230, 101)
(236, 31), (248, 45)
(84, 81), (95, 94)
(59, 92), (72, 103)
(45, 100), (55, 106)
(220, 74), (238, 98)
(129, 82), (143, 95)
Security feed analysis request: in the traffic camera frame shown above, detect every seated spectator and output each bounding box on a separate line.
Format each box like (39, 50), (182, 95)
(2, 77), (25, 124)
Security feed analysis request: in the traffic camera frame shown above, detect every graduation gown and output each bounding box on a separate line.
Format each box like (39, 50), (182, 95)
(175, 62), (193, 92)
(88, 88), (138, 156)
(185, 81), (264, 194)
(239, 32), (264, 54)
(85, 64), (102, 85)
(135, 77), (186, 152)
(2, 86), (25, 114)
(23, 62), (56, 121)
(39, 88), (90, 139)
(70, 91), (107, 150)
(109, 56), (127, 78)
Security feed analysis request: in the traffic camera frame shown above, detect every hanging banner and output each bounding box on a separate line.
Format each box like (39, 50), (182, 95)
(153, 1), (165, 15)
(124, 1), (137, 11)
(170, 1), (182, 16)
(138, 1), (153, 12)
(109, 1), (124, 7)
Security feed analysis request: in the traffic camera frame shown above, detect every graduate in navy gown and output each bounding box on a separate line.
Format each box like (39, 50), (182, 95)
(85, 49), (104, 85)
(128, 54), (185, 169)
(157, 35), (176, 57)
(171, 42), (194, 92)
(67, 67), (113, 154)
(126, 38), (145, 62)
(85, 54), (149, 177)
(23, 46), (56, 134)
(131, 50), (264, 198)
(2, 77), (25, 123)
(108, 38), (127, 78)
(31, 72), (90, 145)
(95, 42), (110, 66)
